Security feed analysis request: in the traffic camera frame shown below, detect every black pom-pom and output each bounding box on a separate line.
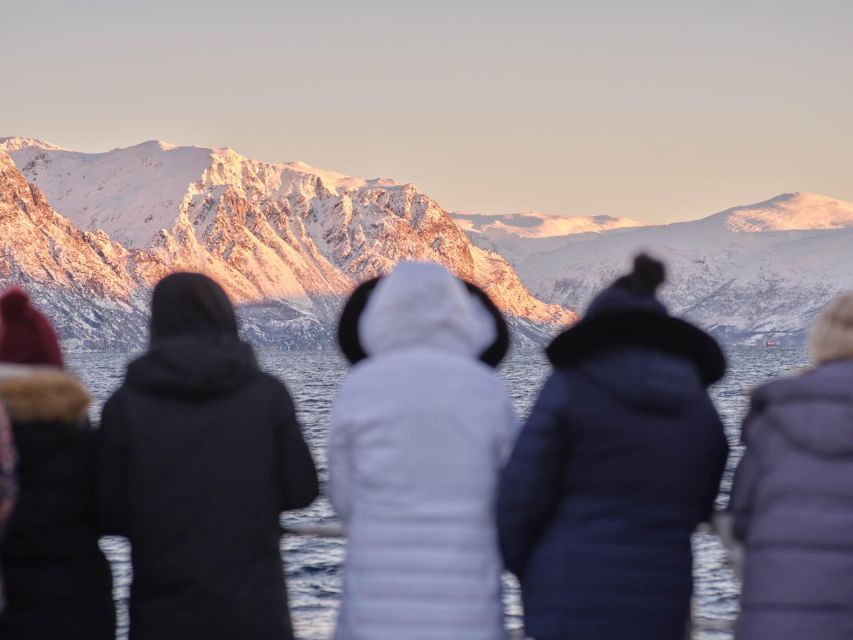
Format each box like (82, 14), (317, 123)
(630, 253), (665, 295)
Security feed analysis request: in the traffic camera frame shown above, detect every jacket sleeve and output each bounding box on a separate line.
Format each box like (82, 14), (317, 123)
(274, 388), (319, 511)
(730, 404), (766, 541)
(326, 395), (352, 523)
(496, 380), (521, 465)
(701, 413), (729, 524)
(497, 371), (570, 577)
(326, 378), (357, 523)
(97, 394), (131, 536)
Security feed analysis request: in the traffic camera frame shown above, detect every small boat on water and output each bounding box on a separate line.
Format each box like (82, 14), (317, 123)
(765, 339), (778, 348)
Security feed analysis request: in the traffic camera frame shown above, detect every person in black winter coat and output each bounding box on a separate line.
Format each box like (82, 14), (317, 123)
(0, 405), (14, 615)
(497, 255), (729, 640)
(97, 272), (319, 640)
(0, 288), (115, 639)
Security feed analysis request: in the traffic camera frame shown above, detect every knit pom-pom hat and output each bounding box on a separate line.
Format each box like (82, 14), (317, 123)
(0, 288), (64, 367)
(584, 254), (668, 318)
(546, 253), (726, 385)
(810, 293), (853, 366)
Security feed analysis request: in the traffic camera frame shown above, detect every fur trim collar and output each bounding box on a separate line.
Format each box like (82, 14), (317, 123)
(0, 365), (90, 423)
(546, 310), (726, 386)
(337, 276), (510, 367)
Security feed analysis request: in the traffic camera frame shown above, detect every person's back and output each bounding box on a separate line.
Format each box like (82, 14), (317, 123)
(0, 405), (15, 616)
(732, 293), (853, 640)
(498, 255), (728, 640)
(0, 288), (115, 639)
(328, 262), (516, 640)
(98, 273), (318, 640)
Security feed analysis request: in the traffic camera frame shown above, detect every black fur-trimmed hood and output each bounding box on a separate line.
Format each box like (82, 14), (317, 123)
(546, 310), (726, 386)
(547, 253), (726, 386)
(337, 272), (510, 367)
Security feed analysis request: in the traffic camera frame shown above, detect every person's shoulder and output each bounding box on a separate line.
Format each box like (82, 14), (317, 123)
(751, 365), (837, 408)
(251, 370), (296, 400)
(253, 369), (284, 387)
(540, 368), (574, 393)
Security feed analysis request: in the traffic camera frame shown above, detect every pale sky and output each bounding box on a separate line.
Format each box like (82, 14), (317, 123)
(2, 0), (852, 223)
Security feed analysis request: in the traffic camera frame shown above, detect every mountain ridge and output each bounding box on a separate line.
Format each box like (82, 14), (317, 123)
(0, 137), (573, 350)
(3, 135), (852, 348)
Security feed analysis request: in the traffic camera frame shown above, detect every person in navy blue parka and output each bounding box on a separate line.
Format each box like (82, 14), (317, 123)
(497, 254), (729, 640)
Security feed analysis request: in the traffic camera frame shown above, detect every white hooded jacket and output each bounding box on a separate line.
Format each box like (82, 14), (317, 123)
(328, 262), (517, 640)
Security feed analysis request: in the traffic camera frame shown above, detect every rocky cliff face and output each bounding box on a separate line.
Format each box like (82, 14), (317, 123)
(0, 138), (573, 350)
(0, 151), (156, 348)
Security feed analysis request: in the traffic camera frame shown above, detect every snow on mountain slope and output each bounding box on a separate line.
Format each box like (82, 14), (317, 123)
(7, 134), (845, 347)
(0, 137), (572, 348)
(452, 211), (644, 265)
(0, 151), (155, 348)
(453, 211), (643, 238)
(710, 192), (853, 232)
(511, 193), (853, 342)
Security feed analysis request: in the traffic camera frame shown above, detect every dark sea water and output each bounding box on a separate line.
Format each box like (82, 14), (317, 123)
(66, 344), (810, 640)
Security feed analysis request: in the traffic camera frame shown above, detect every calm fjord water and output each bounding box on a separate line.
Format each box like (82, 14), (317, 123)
(67, 344), (809, 640)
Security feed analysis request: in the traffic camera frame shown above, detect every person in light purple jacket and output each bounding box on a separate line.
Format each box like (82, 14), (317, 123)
(731, 292), (853, 640)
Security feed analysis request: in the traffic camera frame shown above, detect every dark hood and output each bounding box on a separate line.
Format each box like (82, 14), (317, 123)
(132, 273), (254, 396)
(149, 272), (239, 344)
(580, 349), (705, 414)
(126, 335), (257, 397)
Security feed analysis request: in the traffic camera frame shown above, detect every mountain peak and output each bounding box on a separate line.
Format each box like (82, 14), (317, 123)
(0, 136), (67, 153)
(712, 192), (853, 232)
(135, 139), (179, 151)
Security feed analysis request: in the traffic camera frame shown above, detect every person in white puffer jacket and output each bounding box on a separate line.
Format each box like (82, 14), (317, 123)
(328, 261), (517, 640)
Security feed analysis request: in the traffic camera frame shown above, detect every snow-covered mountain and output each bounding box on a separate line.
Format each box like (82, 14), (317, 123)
(711, 192), (853, 232)
(452, 211), (643, 238)
(0, 151), (154, 348)
(4, 134), (849, 348)
(451, 211), (644, 263)
(498, 193), (853, 343)
(0, 137), (572, 349)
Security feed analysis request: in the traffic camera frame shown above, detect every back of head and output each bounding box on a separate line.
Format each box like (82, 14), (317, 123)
(150, 273), (239, 344)
(0, 288), (64, 368)
(585, 254), (667, 318)
(359, 262), (496, 359)
(810, 293), (853, 366)
(547, 253), (726, 386)
(128, 273), (253, 397)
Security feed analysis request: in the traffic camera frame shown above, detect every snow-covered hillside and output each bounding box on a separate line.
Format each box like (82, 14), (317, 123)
(451, 211), (644, 263)
(452, 211), (643, 238)
(711, 192), (853, 232)
(503, 193), (853, 343)
(0, 137), (572, 349)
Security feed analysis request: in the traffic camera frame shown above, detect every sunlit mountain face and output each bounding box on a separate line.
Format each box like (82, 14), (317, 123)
(0, 137), (572, 350)
(3, 136), (853, 348)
